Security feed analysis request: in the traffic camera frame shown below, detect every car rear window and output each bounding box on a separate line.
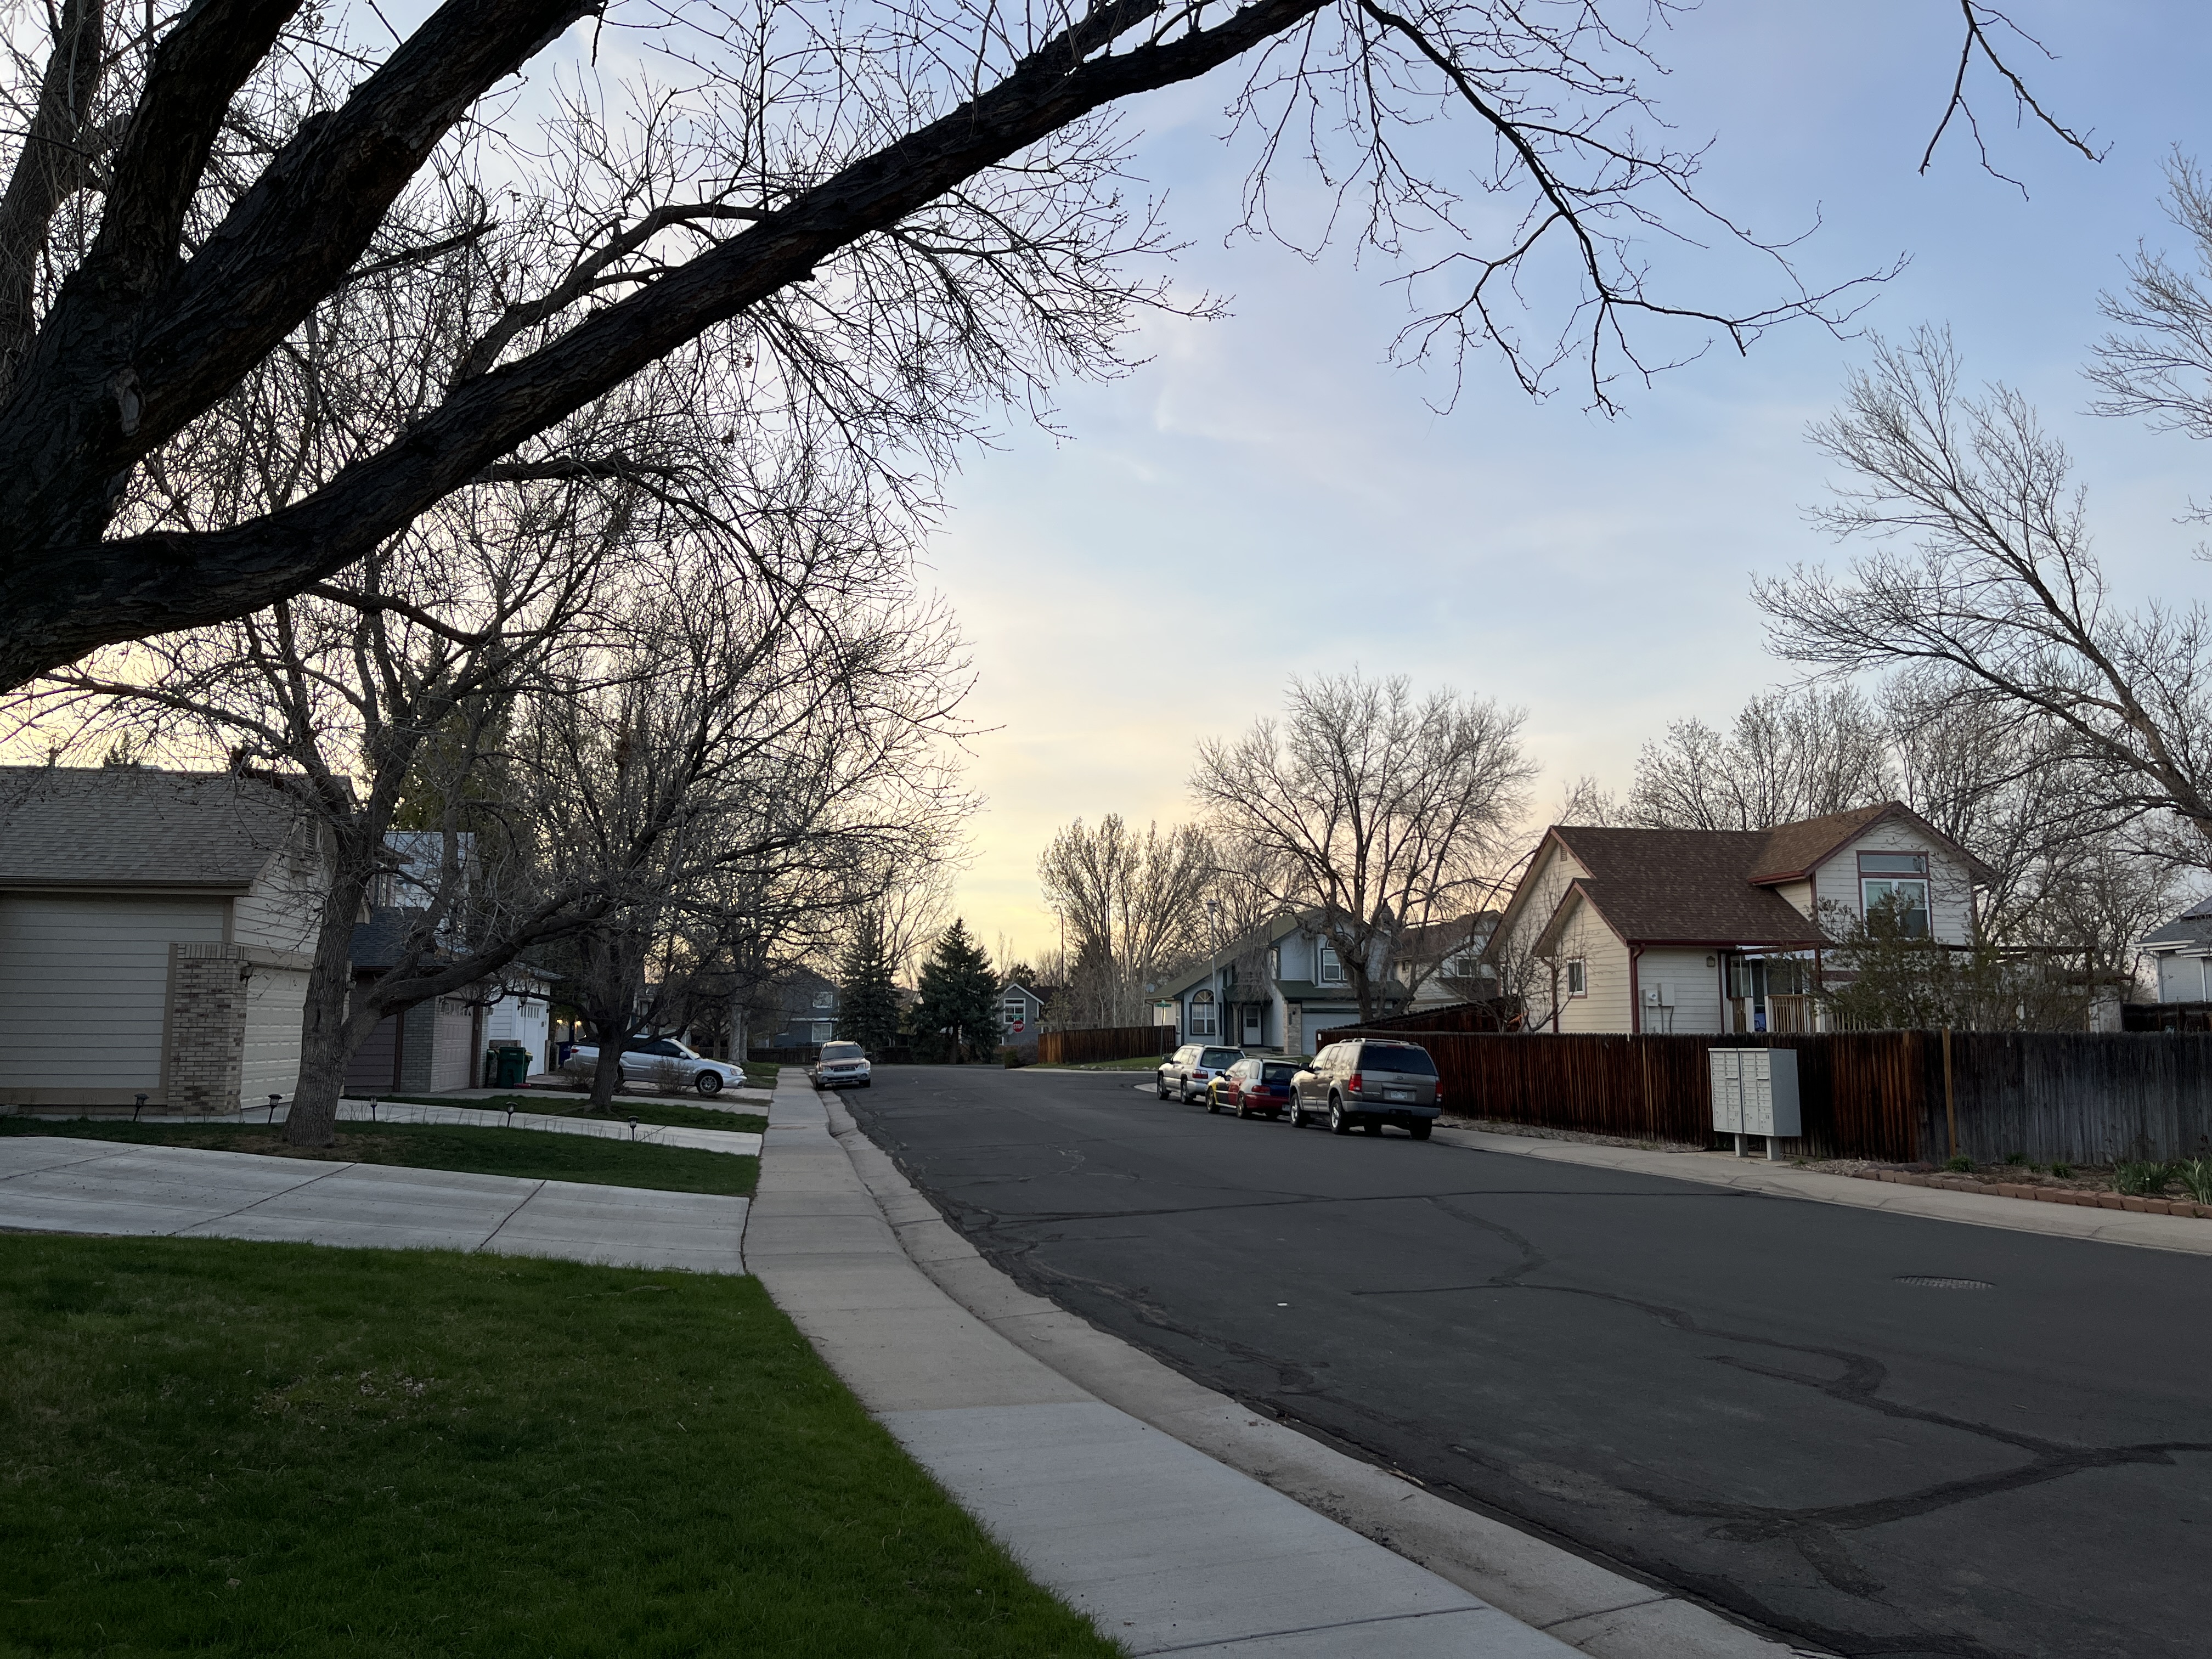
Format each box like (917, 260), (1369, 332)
(1260, 1063), (1300, 1084)
(1358, 1045), (1437, 1075)
(1200, 1048), (1242, 1068)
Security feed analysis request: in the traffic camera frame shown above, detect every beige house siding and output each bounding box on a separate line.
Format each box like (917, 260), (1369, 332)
(1812, 822), (1976, 944)
(0, 893), (227, 1097)
(1634, 947), (1724, 1034)
(1496, 839), (1590, 1027)
(1554, 899), (1633, 1034)
(231, 856), (322, 956)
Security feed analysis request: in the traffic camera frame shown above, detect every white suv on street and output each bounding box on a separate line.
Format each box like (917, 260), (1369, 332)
(1157, 1043), (1245, 1103)
(811, 1041), (873, 1089)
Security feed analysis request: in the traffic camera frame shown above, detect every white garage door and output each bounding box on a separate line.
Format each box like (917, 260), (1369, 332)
(430, 998), (477, 1091)
(239, 962), (309, 1105)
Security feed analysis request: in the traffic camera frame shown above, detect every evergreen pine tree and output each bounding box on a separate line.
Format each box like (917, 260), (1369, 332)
(835, 913), (904, 1054)
(913, 918), (998, 1060)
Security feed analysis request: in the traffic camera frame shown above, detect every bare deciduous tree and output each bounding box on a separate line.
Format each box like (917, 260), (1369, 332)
(0, 0), (2076, 687)
(527, 567), (971, 1115)
(1036, 813), (1211, 1024)
(1193, 672), (1534, 1018)
(1757, 324), (2212, 867)
(1623, 686), (1894, 831)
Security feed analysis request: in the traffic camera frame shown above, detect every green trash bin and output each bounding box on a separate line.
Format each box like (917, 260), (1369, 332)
(494, 1044), (532, 1089)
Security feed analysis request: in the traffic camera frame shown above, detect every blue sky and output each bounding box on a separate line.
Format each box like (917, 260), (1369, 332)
(929, 2), (2212, 961)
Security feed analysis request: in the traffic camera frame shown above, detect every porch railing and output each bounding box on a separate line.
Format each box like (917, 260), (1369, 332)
(1729, 994), (1819, 1034)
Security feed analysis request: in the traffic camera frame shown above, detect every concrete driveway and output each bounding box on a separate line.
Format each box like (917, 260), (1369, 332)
(848, 1064), (2212, 1659)
(0, 1136), (747, 1272)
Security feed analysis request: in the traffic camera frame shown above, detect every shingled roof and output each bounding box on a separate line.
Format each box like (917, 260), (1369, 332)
(1538, 826), (1827, 950)
(1514, 801), (1991, 950)
(2142, 897), (2212, 953)
(0, 766), (301, 891)
(1746, 801), (1995, 884)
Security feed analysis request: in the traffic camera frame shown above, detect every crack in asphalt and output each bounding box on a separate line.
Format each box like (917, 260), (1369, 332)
(850, 1088), (2203, 1659)
(1369, 1196), (2212, 1650)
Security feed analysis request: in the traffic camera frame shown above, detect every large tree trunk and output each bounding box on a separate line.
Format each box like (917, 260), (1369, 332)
(586, 1017), (626, 1114)
(285, 869), (369, 1146)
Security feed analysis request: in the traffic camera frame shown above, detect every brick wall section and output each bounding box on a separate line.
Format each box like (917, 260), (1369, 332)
(166, 944), (248, 1114)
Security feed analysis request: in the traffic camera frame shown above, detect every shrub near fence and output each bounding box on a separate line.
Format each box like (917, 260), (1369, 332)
(1310, 1027), (2212, 1165)
(1036, 1025), (1178, 1066)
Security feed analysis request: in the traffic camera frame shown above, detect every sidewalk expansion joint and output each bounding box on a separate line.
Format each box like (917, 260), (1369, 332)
(0, 1142), (139, 1181)
(1137, 1604), (1483, 1654)
(476, 1180), (551, 1252)
(180, 1157), (358, 1232)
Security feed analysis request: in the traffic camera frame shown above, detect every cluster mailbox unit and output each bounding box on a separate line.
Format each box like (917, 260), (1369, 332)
(1708, 1047), (1801, 1159)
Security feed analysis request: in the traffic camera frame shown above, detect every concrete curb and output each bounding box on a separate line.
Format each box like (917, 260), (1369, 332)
(1431, 1126), (2212, 1257)
(748, 1075), (1583, 1658)
(1848, 1165), (2211, 1218)
(805, 1085), (1827, 1659)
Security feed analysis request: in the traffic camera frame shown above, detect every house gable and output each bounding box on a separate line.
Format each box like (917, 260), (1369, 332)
(1804, 815), (1978, 946)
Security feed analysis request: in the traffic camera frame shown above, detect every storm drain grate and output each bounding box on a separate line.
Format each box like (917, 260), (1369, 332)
(1894, 1274), (1995, 1291)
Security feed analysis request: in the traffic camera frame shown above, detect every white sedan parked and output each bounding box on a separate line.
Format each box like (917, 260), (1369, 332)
(569, 1036), (747, 1095)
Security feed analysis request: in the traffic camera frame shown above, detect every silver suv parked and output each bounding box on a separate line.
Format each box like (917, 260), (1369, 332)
(1291, 1039), (1441, 1138)
(1157, 1043), (1245, 1103)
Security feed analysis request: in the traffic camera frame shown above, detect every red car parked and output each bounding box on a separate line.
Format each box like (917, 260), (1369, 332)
(1207, 1056), (1306, 1120)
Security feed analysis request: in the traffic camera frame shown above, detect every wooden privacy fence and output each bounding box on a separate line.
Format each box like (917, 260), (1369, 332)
(1311, 1026), (2212, 1165)
(1036, 1025), (1178, 1066)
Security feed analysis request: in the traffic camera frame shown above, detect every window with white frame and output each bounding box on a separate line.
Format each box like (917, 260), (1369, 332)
(1002, 996), (1026, 1026)
(812, 1020), (835, 1042)
(1189, 990), (1217, 1036)
(1318, 946), (1344, 985)
(1565, 958), (1587, 997)
(812, 989), (834, 1008)
(1858, 851), (1931, 938)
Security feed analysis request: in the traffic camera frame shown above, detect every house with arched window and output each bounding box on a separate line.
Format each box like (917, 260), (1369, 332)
(1153, 911), (1406, 1056)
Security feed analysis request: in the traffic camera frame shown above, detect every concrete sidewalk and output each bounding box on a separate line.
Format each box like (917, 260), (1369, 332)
(1434, 1123), (2212, 1256)
(336, 1098), (761, 1156)
(0, 1136), (747, 1272)
(30, 1098), (764, 1156)
(748, 1073), (1582, 1658)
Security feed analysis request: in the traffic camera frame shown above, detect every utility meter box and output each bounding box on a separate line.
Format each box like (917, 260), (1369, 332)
(1709, 1048), (1801, 1139)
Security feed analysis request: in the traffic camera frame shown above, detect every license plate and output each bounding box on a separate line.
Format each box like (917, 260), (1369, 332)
(1384, 1088), (1414, 1102)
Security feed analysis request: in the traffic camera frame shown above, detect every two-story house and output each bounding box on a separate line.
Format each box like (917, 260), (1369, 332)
(761, 966), (840, 1049)
(1154, 911), (1406, 1056)
(1485, 802), (1990, 1035)
(998, 980), (1059, 1042)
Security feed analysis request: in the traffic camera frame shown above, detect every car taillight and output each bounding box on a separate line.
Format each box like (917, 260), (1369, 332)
(1347, 1072), (1363, 1094)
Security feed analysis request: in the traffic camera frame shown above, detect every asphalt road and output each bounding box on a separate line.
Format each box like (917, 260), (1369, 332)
(843, 1063), (2212, 1659)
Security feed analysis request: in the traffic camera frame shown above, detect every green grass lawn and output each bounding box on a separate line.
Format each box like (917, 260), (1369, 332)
(372, 1094), (769, 1135)
(0, 1118), (757, 1197)
(0, 1236), (1120, 1658)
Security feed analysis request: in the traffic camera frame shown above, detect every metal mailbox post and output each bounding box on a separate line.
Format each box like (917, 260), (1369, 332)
(1708, 1048), (1801, 1159)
